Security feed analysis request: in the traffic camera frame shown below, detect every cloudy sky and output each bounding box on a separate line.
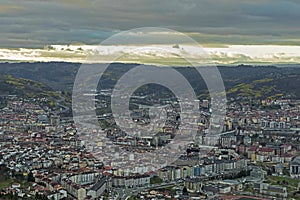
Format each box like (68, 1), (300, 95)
(1, 0), (300, 47)
(0, 0), (300, 64)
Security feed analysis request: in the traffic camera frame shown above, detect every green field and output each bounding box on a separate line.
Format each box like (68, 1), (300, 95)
(0, 179), (13, 190)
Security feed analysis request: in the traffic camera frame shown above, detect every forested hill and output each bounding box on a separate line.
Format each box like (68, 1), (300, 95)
(0, 73), (60, 99)
(0, 62), (299, 99)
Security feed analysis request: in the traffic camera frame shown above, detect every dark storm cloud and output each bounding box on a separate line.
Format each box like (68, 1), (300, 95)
(0, 0), (299, 47)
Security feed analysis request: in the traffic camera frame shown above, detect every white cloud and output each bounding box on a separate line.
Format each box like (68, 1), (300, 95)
(1, 44), (300, 66)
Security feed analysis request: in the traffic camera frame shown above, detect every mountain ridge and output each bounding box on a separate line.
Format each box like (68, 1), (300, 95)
(0, 62), (298, 99)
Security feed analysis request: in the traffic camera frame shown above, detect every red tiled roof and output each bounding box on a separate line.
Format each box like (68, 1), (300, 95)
(259, 147), (274, 152)
(248, 147), (257, 151)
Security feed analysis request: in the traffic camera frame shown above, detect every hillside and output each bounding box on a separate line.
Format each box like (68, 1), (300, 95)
(0, 73), (60, 99)
(0, 62), (299, 99)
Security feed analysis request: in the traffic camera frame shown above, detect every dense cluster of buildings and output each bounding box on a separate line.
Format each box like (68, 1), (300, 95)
(0, 94), (299, 199)
(0, 97), (109, 199)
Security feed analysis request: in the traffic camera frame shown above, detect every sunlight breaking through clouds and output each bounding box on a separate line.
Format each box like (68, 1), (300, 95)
(1, 45), (300, 66)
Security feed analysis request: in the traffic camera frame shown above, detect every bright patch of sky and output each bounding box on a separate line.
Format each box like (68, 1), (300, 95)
(1, 44), (300, 66)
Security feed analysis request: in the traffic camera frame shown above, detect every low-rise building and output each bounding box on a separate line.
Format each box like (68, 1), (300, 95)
(290, 156), (300, 178)
(258, 183), (287, 199)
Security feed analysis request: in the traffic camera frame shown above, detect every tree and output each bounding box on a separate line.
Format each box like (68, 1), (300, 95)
(28, 171), (35, 182)
(182, 186), (188, 195)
